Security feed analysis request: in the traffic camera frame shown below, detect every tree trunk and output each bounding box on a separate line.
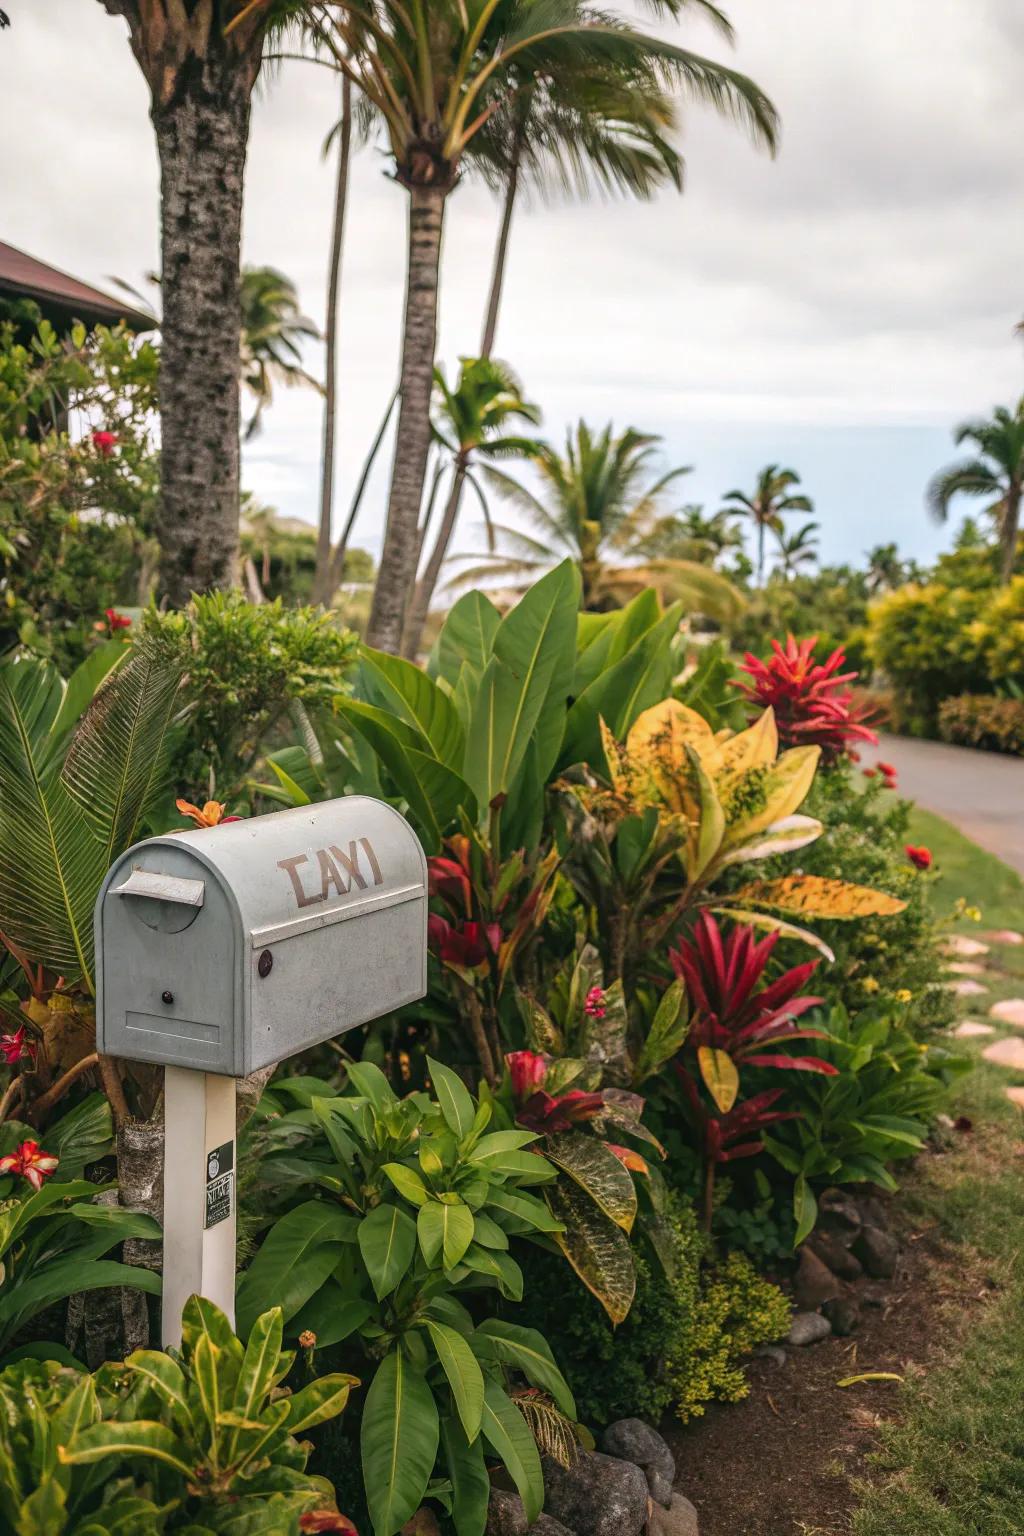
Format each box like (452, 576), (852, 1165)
(757, 520), (766, 587)
(1000, 485), (1022, 585)
(402, 457), (467, 658)
(152, 56), (250, 606)
(480, 139), (521, 361)
(366, 184), (447, 653)
(327, 387), (399, 595)
(315, 76), (353, 606)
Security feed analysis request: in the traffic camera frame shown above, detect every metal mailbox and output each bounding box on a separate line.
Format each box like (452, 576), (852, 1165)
(95, 796), (428, 1076)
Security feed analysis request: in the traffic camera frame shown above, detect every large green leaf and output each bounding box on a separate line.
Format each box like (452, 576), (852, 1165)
(360, 647), (464, 766)
(560, 601), (683, 770)
(235, 1201), (355, 1334)
(473, 1319), (576, 1418)
(0, 1258), (162, 1341)
(440, 1413), (491, 1536)
(425, 1319), (484, 1442)
(544, 1132), (637, 1232)
(546, 1177), (636, 1325)
(480, 1378), (544, 1524)
(358, 1203), (417, 1299)
(427, 1055), (476, 1140)
(572, 589), (660, 695)
(338, 698), (474, 850)
(432, 591), (501, 687)
(417, 1200), (475, 1271)
(361, 1348), (440, 1536)
(463, 561), (578, 810)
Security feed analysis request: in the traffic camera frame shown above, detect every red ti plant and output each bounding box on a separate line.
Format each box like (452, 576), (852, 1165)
(669, 912), (836, 1226)
(426, 833), (559, 1087)
(735, 634), (879, 762)
(675, 1066), (799, 1227)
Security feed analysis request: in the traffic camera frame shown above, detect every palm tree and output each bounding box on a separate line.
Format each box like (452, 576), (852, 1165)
(314, 75), (354, 604)
(628, 505), (744, 565)
(927, 399), (1024, 585)
(864, 542), (907, 595)
(281, 0), (776, 652)
(720, 466), (813, 587)
(449, 421), (742, 618)
(96, 0), (281, 605)
(774, 519), (820, 578)
(401, 359), (542, 656)
(239, 266), (321, 437)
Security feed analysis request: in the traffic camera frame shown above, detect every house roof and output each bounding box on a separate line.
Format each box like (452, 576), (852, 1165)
(0, 241), (155, 332)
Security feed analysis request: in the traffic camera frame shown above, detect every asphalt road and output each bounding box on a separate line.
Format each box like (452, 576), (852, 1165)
(873, 731), (1024, 876)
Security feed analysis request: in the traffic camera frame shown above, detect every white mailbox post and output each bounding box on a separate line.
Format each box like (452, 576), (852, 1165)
(95, 797), (428, 1346)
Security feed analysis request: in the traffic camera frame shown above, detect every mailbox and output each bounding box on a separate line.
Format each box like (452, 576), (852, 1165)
(95, 796), (428, 1076)
(94, 796), (428, 1348)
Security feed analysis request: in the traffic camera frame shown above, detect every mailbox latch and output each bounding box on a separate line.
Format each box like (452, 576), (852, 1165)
(113, 868), (206, 933)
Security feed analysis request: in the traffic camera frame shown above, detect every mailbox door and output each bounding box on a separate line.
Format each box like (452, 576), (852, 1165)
(97, 846), (241, 1075)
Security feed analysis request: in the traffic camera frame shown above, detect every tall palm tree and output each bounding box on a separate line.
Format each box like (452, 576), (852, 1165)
(449, 421), (742, 618)
(314, 75), (354, 603)
(720, 465), (813, 588)
(864, 541), (907, 595)
(239, 266), (321, 437)
(97, 0), (281, 605)
(401, 358), (542, 656)
(774, 519), (820, 578)
(275, 0), (776, 652)
(927, 399), (1024, 585)
(627, 505), (743, 565)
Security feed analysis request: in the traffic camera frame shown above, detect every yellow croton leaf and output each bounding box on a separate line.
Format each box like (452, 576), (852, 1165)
(728, 875), (907, 920)
(683, 745), (725, 881)
(733, 745), (821, 843)
(627, 700), (716, 811)
(599, 717), (632, 800)
(703, 706), (778, 784)
(698, 1045), (740, 1113)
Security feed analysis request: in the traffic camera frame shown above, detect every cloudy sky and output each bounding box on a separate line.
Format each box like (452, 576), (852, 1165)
(4, 0), (1023, 571)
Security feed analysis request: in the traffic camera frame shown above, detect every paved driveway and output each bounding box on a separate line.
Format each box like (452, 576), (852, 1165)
(873, 732), (1024, 876)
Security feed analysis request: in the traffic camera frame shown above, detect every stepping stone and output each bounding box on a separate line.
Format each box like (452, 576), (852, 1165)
(947, 961), (987, 976)
(952, 1020), (996, 1038)
(942, 935), (991, 958)
(982, 1038), (1024, 1070)
(1006, 1087), (1024, 1109)
(983, 930), (1024, 947)
(990, 999), (1024, 1028)
(947, 979), (989, 997)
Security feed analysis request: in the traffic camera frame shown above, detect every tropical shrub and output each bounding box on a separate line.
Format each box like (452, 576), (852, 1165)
(0, 311), (160, 672)
(237, 1060), (577, 1536)
(668, 1250), (789, 1421)
(759, 1003), (968, 1242)
(866, 582), (989, 732)
(727, 565), (873, 677)
(142, 591), (357, 803)
(0, 1298), (356, 1534)
(938, 693), (1024, 755)
(0, 1097), (160, 1360)
(734, 634), (879, 761)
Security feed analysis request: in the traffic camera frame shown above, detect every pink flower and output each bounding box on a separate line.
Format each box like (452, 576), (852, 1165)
(0, 1139), (59, 1191)
(584, 986), (607, 1019)
(0, 1025), (34, 1065)
(91, 429), (118, 457)
(505, 1050), (550, 1103)
(905, 845), (932, 870)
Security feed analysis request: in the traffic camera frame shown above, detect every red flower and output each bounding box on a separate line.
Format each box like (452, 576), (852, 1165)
(427, 915), (500, 970)
(105, 607), (132, 631)
(0, 1139), (59, 1191)
(876, 761), (897, 776)
(427, 836), (474, 917)
(905, 845), (932, 870)
(735, 634), (879, 762)
(584, 985), (606, 1019)
(506, 1050), (550, 1102)
(516, 1088), (606, 1135)
(91, 429), (118, 457)
(0, 1025), (34, 1065)
(669, 912), (835, 1076)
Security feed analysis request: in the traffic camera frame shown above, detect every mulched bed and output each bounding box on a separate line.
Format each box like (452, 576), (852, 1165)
(662, 1165), (986, 1536)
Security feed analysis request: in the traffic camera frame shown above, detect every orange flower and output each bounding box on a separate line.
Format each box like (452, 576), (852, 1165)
(175, 798), (240, 829)
(0, 1139), (59, 1191)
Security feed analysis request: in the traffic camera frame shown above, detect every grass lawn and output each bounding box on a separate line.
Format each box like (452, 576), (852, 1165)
(851, 808), (1024, 1535)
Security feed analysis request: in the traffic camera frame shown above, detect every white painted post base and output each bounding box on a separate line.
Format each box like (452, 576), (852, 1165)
(162, 1066), (237, 1349)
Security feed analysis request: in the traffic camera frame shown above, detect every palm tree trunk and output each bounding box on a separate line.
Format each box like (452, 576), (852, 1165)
(366, 185), (447, 653)
(314, 76), (353, 606)
(480, 134), (522, 361)
(327, 387), (399, 596)
(757, 520), (765, 587)
(151, 57), (251, 606)
(1000, 485), (1022, 584)
(402, 456), (468, 657)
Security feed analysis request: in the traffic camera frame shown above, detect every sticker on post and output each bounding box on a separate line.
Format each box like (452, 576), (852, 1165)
(205, 1141), (234, 1229)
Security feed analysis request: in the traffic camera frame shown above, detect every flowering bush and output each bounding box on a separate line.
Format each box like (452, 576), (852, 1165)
(938, 693), (1024, 755)
(736, 633), (879, 762)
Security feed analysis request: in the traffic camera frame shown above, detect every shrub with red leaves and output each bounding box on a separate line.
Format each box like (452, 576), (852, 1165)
(735, 633), (880, 762)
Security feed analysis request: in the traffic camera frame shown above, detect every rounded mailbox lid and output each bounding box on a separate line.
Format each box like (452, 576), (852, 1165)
(162, 796), (428, 946)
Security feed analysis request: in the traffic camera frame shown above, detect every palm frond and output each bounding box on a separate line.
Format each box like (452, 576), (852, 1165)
(513, 1390), (582, 1469)
(926, 459), (1001, 523)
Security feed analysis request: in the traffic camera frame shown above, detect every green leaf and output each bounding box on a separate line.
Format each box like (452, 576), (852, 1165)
(362, 1348), (440, 1536)
(382, 1163), (431, 1206)
(793, 1174), (818, 1248)
(427, 1056), (476, 1141)
(0, 1259), (160, 1336)
(418, 1200), (475, 1272)
(58, 1420), (194, 1479)
(433, 591), (500, 687)
(426, 1320), (485, 1442)
(544, 1132), (638, 1232)
(359, 1203), (417, 1299)
(236, 1201), (355, 1334)
(480, 1378), (544, 1523)
(50, 639), (126, 748)
(474, 1319), (576, 1418)
(291, 1280), (374, 1349)
(361, 648), (464, 766)
(283, 1371), (358, 1434)
(338, 699), (474, 851)
(345, 1060), (398, 1110)
(486, 1186), (565, 1234)
(231, 1306), (283, 1429)
(440, 1413), (491, 1536)
(634, 980), (689, 1082)
(546, 1176), (635, 1324)
(459, 1245), (523, 1300)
